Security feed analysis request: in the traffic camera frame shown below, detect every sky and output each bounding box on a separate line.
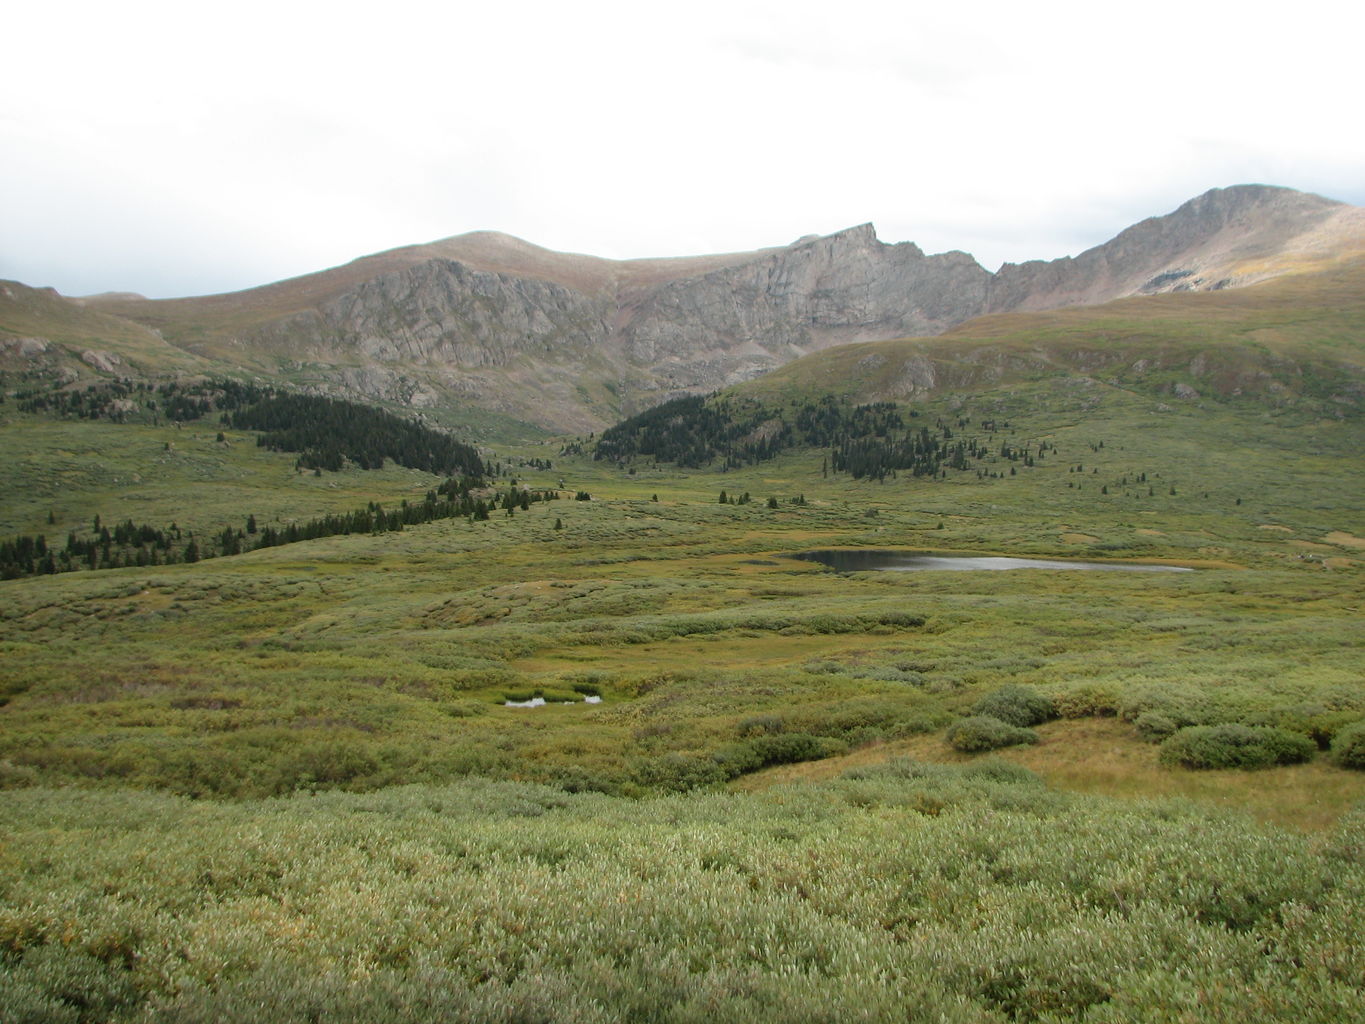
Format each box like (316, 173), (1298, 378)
(4, 0), (1363, 299)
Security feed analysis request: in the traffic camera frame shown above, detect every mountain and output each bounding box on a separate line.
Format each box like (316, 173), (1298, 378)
(987, 185), (1362, 311)
(5, 184), (1362, 432)
(0, 280), (212, 384)
(737, 257), (1365, 412)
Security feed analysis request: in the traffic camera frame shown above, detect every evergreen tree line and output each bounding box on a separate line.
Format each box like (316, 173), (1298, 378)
(591, 392), (1072, 482)
(0, 480), (559, 581)
(828, 420), (1057, 481)
(17, 378), (487, 477)
(15, 378), (151, 421)
(596, 393), (996, 480)
(830, 427), (947, 481)
(594, 394), (916, 470)
(593, 395), (751, 468)
(224, 393), (487, 477)
(1, 518), (190, 578)
(791, 397), (906, 446)
(14, 378), (265, 423)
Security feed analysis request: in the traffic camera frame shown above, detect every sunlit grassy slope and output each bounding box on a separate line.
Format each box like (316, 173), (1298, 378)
(0, 279), (218, 377)
(0, 417), (451, 539)
(741, 258), (1365, 406)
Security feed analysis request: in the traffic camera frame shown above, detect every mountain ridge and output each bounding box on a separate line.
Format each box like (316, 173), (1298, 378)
(5, 184), (1361, 432)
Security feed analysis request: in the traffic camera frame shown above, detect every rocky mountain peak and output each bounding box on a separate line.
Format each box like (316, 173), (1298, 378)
(988, 185), (1354, 313)
(804, 223), (880, 247)
(51, 185), (1362, 432)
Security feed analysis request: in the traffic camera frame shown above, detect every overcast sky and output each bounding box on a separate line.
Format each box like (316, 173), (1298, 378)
(4, 0), (1362, 298)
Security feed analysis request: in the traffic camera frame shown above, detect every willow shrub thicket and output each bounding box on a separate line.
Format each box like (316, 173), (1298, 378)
(1331, 721), (1365, 770)
(973, 684), (1058, 728)
(2, 766), (1364, 1023)
(1158, 724), (1317, 770)
(945, 714), (1040, 752)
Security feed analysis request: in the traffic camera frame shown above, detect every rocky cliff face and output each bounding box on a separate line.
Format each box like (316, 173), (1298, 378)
(305, 260), (614, 369)
(616, 225), (992, 376)
(73, 185), (1359, 431)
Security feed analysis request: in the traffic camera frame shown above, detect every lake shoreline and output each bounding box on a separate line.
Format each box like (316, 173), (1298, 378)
(792, 549), (1197, 573)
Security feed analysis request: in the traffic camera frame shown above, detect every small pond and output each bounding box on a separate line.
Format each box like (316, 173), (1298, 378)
(794, 550), (1194, 574)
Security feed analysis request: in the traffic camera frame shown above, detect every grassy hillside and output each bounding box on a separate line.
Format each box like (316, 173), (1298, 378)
(741, 258), (1365, 408)
(0, 280), (218, 384)
(1, 266), (1363, 1020)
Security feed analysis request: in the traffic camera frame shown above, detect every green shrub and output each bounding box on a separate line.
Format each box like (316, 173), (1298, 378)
(1117, 688), (1219, 729)
(1331, 721), (1365, 770)
(540, 765), (621, 795)
(0, 759), (41, 788)
(1244, 706), (1360, 750)
(277, 741), (383, 791)
(946, 715), (1039, 753)
(708, 742), (763, 778)
(783, 697), (951, 746)
(440, 699), (489, 718)
(973, 684), (1056, 727)
(737, 714), (784, 737)
(0, 945), (138, 1024)
(1050, 685), (1120, 719)
(1159, 725), (1316, 770)
(1134, 711), (1179, 743)
(959, 758), (1044, 786)
(749, 732), (845, 767)
(630, 753), (726, 792)
(711, 733), (847, 779)
(873, 611), (927, 628)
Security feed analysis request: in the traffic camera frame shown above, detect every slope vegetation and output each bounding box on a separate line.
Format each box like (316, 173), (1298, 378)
(739, 257), (1365, 411)
(0, 280), (213, 383)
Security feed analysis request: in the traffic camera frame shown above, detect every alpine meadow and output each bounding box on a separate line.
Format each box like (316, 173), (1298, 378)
(2, 185), (1364, 1023)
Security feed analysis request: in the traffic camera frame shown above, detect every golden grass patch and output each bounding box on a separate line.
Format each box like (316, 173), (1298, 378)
(1325, 530), (1365, 548)
(738, 719), (1365, 832)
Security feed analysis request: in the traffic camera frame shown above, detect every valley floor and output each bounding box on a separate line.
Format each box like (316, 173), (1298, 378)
(1, 392), (1362, 1021)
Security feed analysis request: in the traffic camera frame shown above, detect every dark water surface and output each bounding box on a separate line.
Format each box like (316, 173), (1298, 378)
(794, 550), (1194, 573)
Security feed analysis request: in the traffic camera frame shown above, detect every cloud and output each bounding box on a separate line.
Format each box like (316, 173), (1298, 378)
(2, 0), (1362, 295)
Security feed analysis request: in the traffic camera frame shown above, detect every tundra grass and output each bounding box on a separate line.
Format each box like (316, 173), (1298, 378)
(740, 718), (1365, 833)
(1, 442), (1360, 808)
(1, 369), (1363, 1020)
(0, 412), (454, 539)
(0, 392), (1360, 806)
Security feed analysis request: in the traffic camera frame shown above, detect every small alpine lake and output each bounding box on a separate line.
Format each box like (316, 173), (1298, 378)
(793, 549), (1195, 573)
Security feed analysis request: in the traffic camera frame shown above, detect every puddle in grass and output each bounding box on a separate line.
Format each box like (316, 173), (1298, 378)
(794, 550), (1194, 574)
(505, 695), (603, 708)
